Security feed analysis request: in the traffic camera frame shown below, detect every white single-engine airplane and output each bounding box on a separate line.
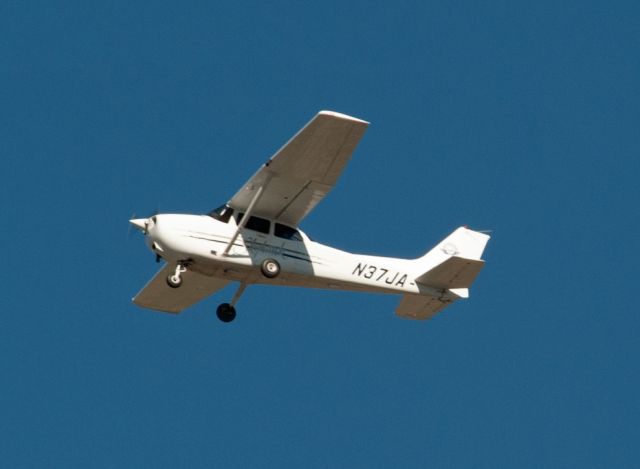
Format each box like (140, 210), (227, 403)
(130, 111), (490, 323)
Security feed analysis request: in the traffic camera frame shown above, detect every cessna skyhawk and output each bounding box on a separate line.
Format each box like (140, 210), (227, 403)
(130, 111), (490, 323)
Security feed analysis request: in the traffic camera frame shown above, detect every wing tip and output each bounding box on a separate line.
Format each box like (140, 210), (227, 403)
(318, 110), (369, 125)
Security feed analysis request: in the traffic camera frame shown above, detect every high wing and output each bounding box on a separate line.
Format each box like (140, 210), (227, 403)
(228, 110), (369, 227)
(133, 264), (229, 314)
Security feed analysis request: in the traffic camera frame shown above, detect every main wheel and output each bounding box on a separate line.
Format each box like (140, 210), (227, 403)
(261, 258), (281, 278)
(216, 303), (236, 323)
(166, 274), (182, 288)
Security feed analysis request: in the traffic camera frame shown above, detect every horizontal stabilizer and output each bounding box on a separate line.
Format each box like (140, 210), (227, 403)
(396, 294), (450, 320)
(415, 256), (484, 289)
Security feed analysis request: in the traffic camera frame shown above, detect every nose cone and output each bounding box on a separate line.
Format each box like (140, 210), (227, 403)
(129, 218), (148, 232)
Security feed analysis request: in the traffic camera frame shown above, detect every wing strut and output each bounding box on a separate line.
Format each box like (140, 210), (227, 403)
(222, 176), (271, 256)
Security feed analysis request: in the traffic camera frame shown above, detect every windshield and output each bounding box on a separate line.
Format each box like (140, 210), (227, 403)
(208, 204), (234, 223)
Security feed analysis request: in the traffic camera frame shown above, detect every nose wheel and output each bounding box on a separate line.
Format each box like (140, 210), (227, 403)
(166, 262), (188, 288)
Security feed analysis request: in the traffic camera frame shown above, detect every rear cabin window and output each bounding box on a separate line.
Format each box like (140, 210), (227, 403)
(275, 223), (302, 241)
(236, 213), (270, 234)
(208, 204), (234, 223)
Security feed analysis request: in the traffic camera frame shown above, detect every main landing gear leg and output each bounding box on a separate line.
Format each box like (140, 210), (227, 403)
(166, 262), (188, 288)
(216, 282), (247, 323)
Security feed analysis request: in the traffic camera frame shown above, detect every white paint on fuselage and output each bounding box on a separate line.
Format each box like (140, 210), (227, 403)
(144, 214), (425, 295)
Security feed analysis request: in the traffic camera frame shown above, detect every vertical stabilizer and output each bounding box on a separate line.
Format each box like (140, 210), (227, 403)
(416, 227), (490, 273)
(397, 227), (490, 320)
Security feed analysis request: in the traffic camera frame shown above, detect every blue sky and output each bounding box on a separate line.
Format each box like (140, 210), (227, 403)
(2, 1), (639, 467)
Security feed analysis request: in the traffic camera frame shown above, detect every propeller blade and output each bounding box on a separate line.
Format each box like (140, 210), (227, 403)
(127, 212), (137, 238)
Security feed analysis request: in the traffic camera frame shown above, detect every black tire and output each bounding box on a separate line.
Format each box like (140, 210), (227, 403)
(260, 258), (281, 278)
(166, 274), (182, 288)
(216, 303), (236, 323)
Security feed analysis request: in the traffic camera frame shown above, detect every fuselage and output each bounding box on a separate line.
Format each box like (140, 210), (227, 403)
(142, 213), (425, 295)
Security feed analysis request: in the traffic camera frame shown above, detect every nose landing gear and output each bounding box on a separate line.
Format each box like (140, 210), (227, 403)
(166, 262), (189, 288)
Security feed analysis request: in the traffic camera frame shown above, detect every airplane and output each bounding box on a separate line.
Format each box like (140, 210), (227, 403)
(130, 110), (490, 323)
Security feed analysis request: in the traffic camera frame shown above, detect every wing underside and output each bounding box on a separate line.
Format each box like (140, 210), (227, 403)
(228, 111), (369, 226)
(133, 264), (229, 314)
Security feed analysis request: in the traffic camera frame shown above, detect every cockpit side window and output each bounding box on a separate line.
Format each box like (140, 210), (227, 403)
(236, 213), (270, 234)
(274, 223), (302, 241)
(208, 204), (234, 223)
